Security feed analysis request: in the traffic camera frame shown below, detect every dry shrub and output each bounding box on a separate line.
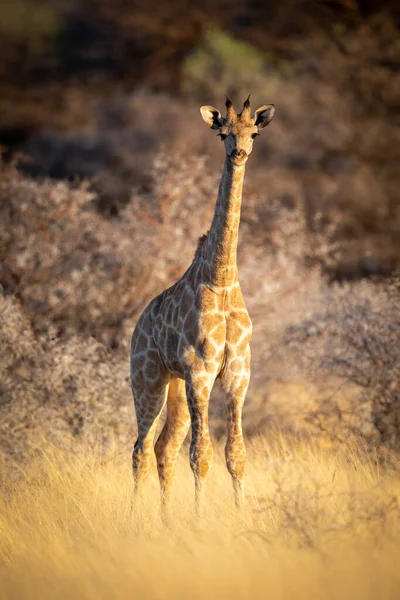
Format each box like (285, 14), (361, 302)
(0, 290), (132, 459)
(0, 161), (155, 346)
(281, 278), (400, 446)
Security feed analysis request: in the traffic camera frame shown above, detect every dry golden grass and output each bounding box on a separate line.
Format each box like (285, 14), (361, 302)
(1, 435), (400, 600)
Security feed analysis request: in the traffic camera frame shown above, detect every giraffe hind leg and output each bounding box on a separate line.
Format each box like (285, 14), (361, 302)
(155, 377), (190, 518)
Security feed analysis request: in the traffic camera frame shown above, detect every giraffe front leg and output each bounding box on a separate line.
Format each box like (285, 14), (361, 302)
(221, 349), (250, 508)
(185, 374), (213, 516)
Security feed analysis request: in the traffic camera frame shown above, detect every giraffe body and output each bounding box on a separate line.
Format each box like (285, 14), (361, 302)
(130, 97), (275, 515)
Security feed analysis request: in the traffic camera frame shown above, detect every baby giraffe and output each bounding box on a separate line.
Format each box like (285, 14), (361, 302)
(130, 96), (275, 516)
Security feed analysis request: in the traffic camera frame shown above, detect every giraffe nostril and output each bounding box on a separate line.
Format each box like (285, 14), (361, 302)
(231, 149), (247, 159)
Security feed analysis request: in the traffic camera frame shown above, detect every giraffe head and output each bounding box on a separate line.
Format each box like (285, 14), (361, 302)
(200, 96), (275, 166)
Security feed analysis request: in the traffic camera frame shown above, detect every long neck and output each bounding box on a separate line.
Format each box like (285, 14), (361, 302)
(202, 157), (246, 287)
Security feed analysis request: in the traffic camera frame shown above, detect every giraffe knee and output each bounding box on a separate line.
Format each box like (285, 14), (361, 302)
(225, 438), (246, 480)
(190, 438), (214, 479)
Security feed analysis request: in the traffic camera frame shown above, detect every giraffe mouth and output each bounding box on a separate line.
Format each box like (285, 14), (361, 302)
(231, 157), (248, 166)
(229, 154), (248, 167)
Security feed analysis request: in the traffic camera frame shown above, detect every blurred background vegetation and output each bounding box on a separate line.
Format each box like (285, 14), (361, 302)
(0, 0), (399, 456)
(1, 0), (399, 140)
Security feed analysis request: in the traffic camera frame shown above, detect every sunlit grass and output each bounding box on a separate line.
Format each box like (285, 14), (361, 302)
(1, 435), (400, 599)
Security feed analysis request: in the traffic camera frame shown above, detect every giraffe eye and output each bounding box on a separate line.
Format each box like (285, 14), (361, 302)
(218, 133), (227, 141)
(251, 132), (259, 140)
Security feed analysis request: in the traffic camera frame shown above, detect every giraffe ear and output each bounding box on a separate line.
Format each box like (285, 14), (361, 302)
(200, 105), (224, 130)
(254, 104), (275, 129)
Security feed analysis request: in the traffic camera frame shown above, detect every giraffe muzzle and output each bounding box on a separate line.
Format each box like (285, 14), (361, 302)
(230, 149), (247, 159)
(230, 149), (248, 165)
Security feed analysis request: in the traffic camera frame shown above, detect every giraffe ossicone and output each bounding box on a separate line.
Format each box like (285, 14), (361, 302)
(130, 96), (275, 516)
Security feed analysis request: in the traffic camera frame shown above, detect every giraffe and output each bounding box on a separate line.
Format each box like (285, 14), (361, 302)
(130, 96), (275, 516)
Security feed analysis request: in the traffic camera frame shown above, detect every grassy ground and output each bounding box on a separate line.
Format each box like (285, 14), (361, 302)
(1, 435), (400, 599)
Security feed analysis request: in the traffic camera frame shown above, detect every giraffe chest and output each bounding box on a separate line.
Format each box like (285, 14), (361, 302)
(153, 283), (251, 377)
(152, 284), (223, 375)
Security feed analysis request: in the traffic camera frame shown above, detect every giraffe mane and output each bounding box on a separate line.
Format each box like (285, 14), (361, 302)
(194, 233), (208, 259)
